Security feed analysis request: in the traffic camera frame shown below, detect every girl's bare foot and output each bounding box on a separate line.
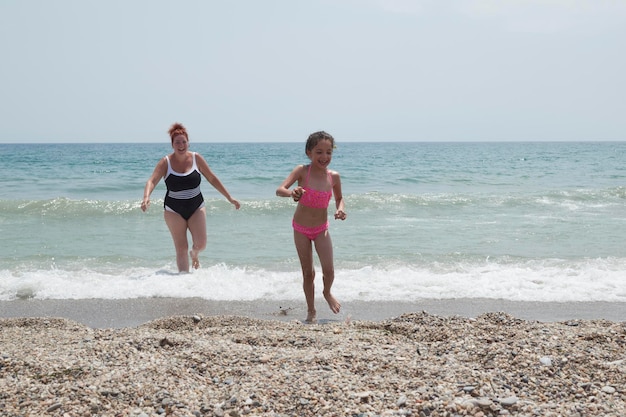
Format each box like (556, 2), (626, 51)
(305, 310), (317, 324)
(323, 292), (341, 314)
(190, 250), (200, 269)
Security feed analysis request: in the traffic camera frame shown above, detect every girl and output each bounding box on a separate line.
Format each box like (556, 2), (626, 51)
(276, 131), (347, 323)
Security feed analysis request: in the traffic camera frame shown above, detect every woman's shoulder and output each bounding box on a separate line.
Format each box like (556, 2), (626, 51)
(192, 152), (211, 169)
(191, 151), (209, 162)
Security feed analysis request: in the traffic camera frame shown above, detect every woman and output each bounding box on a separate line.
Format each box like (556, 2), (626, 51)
(141, 122), (240, 272)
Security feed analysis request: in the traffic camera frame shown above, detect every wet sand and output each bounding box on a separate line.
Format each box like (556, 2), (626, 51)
(0, 297), (624, 328)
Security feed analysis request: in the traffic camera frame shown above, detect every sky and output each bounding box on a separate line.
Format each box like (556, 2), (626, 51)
(1, 0), (625, 143)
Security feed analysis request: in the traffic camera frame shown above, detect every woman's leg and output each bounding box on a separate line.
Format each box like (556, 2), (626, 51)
(164, 211), (190, 273)
(187, 207), (207, 269)
(314, 231), (341, 314)
(294, 230), (316, 322)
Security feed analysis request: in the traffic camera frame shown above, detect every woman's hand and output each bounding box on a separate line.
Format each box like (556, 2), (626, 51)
(230, 198), (241, 210)
(141, 198), (150, 212)
(334, 210), (346, 220)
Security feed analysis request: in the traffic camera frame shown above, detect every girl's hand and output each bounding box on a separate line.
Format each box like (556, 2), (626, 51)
(334, 210), (347, 220)
(141, 199), (150, 212)
(292, 187), (305, 202)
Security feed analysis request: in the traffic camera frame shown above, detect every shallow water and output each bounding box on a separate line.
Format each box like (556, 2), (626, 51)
(1, 141), (625, 302)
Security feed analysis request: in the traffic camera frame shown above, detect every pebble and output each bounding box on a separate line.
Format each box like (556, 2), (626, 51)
(601, 386), (616, 394)
(539, 356), (552, 366)
(0, 313), (624, 416)
(497, 396), (518, 407)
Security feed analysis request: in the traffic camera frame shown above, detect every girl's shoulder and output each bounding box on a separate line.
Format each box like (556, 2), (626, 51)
(293, 164), (307, 173)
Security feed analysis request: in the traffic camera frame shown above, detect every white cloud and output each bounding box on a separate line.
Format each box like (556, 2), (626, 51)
(371, 0), (431, 15)
(364, 0), (626, 34)
(454, 0), (626, 34)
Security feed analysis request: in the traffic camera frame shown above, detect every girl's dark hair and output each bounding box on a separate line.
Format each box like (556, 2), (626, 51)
(305, 131), (335, 153)
(168, 122), (188, 143)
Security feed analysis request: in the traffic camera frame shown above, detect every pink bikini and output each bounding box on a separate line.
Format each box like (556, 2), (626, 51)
(293, 165), (333, 240)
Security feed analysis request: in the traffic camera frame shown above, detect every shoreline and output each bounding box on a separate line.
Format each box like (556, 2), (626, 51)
(0, 297), (623, 328)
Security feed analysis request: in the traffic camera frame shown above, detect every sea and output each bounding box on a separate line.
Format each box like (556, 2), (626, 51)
(1, 141), (625, 305)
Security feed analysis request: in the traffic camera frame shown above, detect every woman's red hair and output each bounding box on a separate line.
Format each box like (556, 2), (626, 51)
(168, 122), (188, 143)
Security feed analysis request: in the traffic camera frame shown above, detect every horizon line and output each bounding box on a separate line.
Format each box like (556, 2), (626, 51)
(2, 139), (625, 145)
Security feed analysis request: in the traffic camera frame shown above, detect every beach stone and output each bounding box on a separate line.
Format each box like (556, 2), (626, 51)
(497, 396), (518, 407)
(601, 386), (616, 394)
(355, 391), (372, 403)
(46, 403), (62, 412)
(473, 398), (492, 409)
(539, 357), (552, 366)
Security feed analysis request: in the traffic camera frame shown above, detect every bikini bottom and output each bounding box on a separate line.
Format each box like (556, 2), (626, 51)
(292, 219), (329, 241)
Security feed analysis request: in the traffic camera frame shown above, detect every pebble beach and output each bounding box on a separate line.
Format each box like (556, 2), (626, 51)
(1, 312), (624, 417)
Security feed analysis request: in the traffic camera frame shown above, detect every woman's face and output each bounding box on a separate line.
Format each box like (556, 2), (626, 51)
(171, 134), (189, 152)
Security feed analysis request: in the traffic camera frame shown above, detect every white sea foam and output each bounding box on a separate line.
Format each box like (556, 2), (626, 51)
(1, 258), (624, 302)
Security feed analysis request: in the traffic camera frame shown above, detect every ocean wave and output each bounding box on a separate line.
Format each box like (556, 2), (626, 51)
(0, 197), (269, 218)
(0, 198), (141, 217)
(1, 186), (623, 213)
(1, 257), (624, 303)
(337, 188), (626, 212)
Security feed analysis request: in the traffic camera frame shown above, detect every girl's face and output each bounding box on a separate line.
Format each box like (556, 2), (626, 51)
(171, 134), (189, 152)
(306, 139), (334, 168)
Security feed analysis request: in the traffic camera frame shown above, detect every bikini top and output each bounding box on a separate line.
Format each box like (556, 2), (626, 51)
(299, 164), (333, 209)
(164, 152), (202, 199)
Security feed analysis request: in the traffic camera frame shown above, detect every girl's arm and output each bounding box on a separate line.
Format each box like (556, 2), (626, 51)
(276, 165), (305, 201)
(141, 158), (167, 212)
(196, 153), (240, 209)
(332, 171), (346, 220)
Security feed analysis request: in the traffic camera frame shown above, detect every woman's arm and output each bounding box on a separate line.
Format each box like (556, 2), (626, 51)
(141, 158), (167, 212)
(196, 153), (240, 209)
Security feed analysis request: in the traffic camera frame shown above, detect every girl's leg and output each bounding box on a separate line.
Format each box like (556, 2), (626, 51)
(314, 231), (341, 314)
(164, 211), (190, 273)
(294, 230), (316, 322)
(187, 207), (207, 269)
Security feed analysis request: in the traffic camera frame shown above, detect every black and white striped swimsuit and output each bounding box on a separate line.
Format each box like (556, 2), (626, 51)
(163, 152), (205, 220)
